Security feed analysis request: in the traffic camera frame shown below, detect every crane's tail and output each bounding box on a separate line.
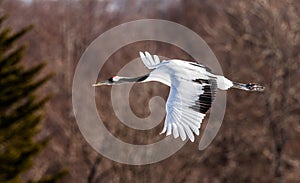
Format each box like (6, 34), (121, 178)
(232, 82), (265, 92)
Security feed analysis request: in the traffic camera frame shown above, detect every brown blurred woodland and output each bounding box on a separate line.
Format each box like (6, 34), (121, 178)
(2, 0), (300, 182)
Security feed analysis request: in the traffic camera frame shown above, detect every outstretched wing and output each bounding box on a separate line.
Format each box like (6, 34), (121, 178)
(160, 77), (217, 142)
(139, 51), (161, 69)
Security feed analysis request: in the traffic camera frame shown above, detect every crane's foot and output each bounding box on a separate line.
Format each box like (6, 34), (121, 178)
(245, 83), (265, 92)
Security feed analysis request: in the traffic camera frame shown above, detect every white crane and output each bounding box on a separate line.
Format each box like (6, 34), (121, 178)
(93, 51), (264, 142)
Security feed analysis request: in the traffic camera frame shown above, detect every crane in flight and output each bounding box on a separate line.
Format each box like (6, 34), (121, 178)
(93, 51), (264, 142)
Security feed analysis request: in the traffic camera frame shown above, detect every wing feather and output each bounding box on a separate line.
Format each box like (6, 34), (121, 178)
(153, 55), (160, 65)
(139, 52), (151, 68)
(139, 51), (161, 69)
(145, 51), (154, 63)
(161, 76), (217, 142)
(166, 123), (172, 136)
(181, 122), (195, 142)
(172, 123), (179, 139)
(160, 123), (167, 134)
(177, 123), (187, 141)
(181, 116), (200, 135)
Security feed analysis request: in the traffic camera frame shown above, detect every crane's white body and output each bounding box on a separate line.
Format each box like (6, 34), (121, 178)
(94, 51), (264, 142)
(145, 59), (233, 90)
(139, 52), (233, 142)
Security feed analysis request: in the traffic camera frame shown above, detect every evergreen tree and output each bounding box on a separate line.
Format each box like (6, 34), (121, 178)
(0, 16), (65, 183)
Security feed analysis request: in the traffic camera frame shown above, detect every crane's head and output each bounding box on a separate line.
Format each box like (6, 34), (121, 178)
(245, 83), (265, 92)
(92, 76), (121, 86)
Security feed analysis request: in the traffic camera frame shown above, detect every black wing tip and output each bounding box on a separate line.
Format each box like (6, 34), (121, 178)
(190, 78), (217, 114)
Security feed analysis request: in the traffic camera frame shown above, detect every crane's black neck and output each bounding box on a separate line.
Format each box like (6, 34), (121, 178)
(118, 74), (149, 83)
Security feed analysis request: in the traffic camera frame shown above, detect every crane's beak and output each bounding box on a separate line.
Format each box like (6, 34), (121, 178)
(92, 81), (107, 87)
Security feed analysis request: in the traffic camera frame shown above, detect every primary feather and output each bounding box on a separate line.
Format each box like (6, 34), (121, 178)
(139, 51), (161, 69)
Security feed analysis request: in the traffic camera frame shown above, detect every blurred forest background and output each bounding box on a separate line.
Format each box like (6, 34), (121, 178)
(1, 0), (300, 182)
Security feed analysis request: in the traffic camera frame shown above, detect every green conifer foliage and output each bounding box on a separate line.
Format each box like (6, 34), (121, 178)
(0, 16), (64, 183)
